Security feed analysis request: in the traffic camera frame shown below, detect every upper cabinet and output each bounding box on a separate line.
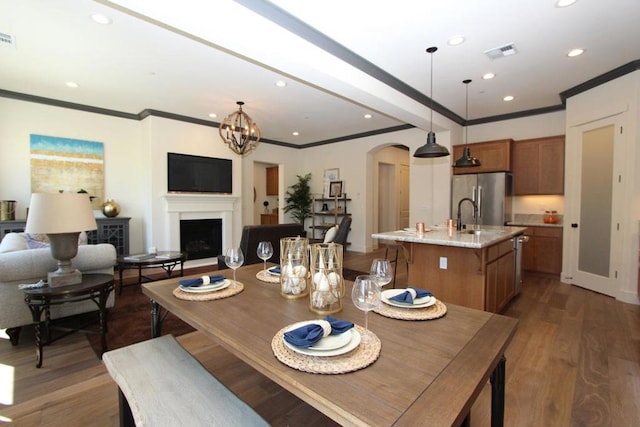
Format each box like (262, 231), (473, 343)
(452, 139), (512, 175)
(512, 135), (565, 195)
(266, 166), (278, 195)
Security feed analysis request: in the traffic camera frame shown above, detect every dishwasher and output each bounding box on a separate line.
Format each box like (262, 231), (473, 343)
(512, 234), (529, 295)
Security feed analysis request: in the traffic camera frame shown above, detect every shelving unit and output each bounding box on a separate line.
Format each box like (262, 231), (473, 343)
(309, 194), (351, 241)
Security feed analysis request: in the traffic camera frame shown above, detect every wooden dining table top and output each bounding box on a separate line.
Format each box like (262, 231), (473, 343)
(142, 263), (517, 426)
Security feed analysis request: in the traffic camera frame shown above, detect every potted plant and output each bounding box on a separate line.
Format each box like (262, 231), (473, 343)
(284, 173), (312, 225)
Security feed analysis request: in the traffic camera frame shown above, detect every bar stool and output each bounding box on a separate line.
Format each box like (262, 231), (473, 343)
(383, 243), (404, 288)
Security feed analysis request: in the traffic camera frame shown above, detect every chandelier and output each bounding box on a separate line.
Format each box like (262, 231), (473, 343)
(218, 101), (261, 156)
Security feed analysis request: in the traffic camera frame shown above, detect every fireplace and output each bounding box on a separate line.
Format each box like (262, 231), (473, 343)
(180, 219), (222, 261)
(162, 194), (238, 267)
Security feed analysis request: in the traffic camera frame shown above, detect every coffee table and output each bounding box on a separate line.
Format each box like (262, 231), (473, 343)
(117, 252), (185, 294)
(23, 273), (114, 368)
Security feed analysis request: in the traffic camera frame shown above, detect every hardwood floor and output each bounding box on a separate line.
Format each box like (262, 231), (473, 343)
(1, 249), (638, 426)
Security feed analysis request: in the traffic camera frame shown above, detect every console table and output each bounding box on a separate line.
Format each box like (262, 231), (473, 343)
(0, 217), (130, 256)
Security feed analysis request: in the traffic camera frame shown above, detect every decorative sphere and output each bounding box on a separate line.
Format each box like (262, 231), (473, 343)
(102, 199), (120, 217)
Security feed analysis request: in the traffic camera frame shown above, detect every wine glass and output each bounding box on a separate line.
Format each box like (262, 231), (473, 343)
(351, 275), (381, 343)
(257, 241), (274, 273)
(370, 258), (393, 288)
(224, 247), (244, 282)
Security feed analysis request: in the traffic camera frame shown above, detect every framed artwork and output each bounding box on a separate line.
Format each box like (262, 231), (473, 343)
(329, 180), (343, 198)
(323, 168), (339, 198)
(30, 134), (105, 209)
(324, 168), (339, 182)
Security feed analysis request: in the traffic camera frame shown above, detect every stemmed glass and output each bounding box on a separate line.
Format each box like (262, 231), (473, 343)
(257, 241), (274, 274)
(224, 247), (244, 283)
(351, 275), (381, 343)
(370, 258), (393, 288)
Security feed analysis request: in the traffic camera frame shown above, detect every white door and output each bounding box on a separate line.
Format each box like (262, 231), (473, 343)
(567, 117), (625, 296)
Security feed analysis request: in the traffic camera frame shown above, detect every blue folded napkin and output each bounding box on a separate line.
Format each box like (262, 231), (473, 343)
(389, 287), (433, 304)
(269, 265), (281, 274)
(283, 315), (354, 348)
(178, 275), (226, 288)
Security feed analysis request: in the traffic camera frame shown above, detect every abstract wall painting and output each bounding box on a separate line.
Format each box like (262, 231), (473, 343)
(30, 134), (105, 208)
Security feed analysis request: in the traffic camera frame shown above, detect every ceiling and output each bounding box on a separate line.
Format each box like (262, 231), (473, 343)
(1, 0), (639, 147)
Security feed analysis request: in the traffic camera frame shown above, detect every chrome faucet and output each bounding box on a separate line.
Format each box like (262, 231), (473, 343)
(456, 197), (478, 231)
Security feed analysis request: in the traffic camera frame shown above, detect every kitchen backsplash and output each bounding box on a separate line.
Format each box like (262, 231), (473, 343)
(511, 213), (563, 226)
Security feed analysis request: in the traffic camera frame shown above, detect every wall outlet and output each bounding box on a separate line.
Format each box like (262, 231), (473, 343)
(439, 257), (447, 269)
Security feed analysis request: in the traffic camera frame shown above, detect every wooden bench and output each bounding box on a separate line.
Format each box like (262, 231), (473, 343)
(102, 335), (268, 427)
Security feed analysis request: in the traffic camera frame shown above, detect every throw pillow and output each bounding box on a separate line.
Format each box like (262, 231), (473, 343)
(323, 225), (339, 243)
(25, 233), (50, 249)
(0, 232), (29, 253)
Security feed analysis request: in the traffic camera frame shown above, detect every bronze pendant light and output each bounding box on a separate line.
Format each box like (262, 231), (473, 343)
(414, 47), (450, 158)
(218, 101), (261, 156)
(453, 79), (481, 167)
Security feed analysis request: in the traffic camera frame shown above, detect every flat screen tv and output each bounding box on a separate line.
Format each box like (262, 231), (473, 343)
(167, 152), (232, 194)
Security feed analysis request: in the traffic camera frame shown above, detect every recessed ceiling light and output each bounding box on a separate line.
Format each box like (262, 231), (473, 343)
(555, 0), (577, 7)
(292, 131), (299, 136)
(567, 48), (584, 57)
(503, 95), (514, 102)
(91, 13), (112, 25)
(482, 73), (495, 80)
(448, 35), (465, 46)
(275, 80), (286, 87)
(65, 81), (79, 88)
(364, 114), (372, 119)
(208, 113), (217, 118)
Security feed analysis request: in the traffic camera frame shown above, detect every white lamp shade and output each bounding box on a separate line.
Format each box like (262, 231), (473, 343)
(25, 193), (97, 234)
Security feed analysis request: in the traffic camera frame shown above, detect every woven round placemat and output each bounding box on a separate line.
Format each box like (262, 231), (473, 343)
(271, 324), (381, 374)
(256, 270), (280, 284)
(373, 299), (447, 321)
(172, 281), (244, 301)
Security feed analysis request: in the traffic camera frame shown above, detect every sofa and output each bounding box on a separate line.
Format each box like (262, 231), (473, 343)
(218, 223), (305, 267)
(0, 232), (117, 344)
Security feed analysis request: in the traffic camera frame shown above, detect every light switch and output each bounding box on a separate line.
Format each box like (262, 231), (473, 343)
(439, 257), (447, 269)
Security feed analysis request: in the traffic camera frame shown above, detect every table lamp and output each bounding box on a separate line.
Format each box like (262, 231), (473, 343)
(25, 193), (97, 287)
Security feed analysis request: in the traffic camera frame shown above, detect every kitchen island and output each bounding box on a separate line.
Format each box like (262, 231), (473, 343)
(373, 225), (526, 313)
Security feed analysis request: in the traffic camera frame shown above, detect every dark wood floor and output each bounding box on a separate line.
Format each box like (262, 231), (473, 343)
(1, 248), (638, 426)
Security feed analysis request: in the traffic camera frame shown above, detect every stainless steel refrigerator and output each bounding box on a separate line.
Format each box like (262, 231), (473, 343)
(451, 172), (513, 226)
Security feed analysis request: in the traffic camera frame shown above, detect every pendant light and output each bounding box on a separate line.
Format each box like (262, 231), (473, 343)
(453, 79), (481, 167)
(414, 47), (450, 158)
(218, 101), (261, 156)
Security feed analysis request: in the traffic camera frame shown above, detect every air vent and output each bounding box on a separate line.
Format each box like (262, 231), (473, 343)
(0, 32), (15, 48)
(484, 43), (517, 60)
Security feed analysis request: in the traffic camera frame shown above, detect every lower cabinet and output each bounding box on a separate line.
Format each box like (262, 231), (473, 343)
(260, 213), (278, 225)
(485, 239), (515, 313)
(522, 226), (563, 274)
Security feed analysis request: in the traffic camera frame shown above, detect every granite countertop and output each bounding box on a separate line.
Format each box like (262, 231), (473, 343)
(372, 225), (527, 249)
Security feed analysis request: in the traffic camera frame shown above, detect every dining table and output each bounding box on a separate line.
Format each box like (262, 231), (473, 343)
(142, 263), (517, 426)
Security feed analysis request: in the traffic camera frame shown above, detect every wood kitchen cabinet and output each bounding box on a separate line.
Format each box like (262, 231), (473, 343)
(404, 236), (517, 313)
(522, 226), (563, 274)
(260, 213), (278, 225)
(452, 139), (512, 174)
(266, 166), (278, 195)
(512, 135), (565, 195)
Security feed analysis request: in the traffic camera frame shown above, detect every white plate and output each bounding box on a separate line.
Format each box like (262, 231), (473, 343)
(284, 329), (361, 357)
(267, 266), (281, 276)
(381, 289), (436, 309)
(179, 279), (230, 293)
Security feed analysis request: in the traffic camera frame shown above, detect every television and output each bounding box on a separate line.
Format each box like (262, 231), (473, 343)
(167, 152), (232, 194)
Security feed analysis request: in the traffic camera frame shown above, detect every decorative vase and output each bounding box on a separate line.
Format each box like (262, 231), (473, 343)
(280, 236), (309, 299)
(309, 243), (344, 314)
(102, 199), (120, 217)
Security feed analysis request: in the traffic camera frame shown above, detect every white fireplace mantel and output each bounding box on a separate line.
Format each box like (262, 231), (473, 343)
(163, 193), (238, 263)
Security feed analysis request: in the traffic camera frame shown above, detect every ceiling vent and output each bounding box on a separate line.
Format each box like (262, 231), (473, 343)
(484, 43), (517, 60)
(0, 32), (16, 48)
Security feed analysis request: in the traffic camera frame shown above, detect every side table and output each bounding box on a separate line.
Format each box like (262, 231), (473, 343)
(117, 252), (185, 295)
(23, 273), (114, 368)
